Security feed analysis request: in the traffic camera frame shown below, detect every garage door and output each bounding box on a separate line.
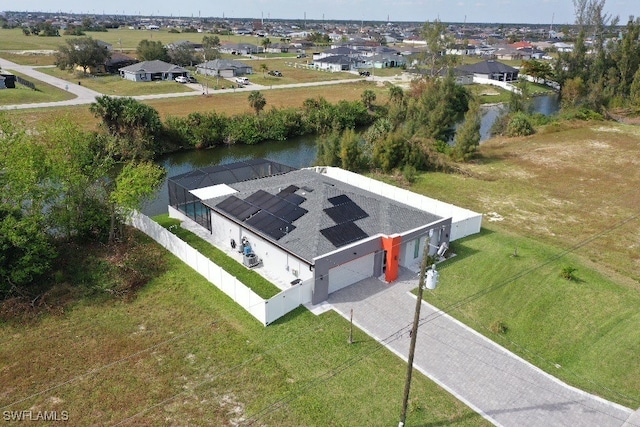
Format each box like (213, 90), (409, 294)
(328, 253), (375, 294)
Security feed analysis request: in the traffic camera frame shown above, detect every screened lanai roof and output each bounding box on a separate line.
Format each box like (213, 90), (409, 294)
(168, 159), (297, 191)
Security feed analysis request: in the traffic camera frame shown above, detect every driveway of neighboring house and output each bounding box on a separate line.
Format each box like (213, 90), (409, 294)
(324, 270), (636, 427)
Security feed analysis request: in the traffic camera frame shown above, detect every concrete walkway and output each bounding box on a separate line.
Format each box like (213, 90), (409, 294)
(324, 270), (636, 427)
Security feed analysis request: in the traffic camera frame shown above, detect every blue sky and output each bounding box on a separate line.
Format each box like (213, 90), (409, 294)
(9, 0), (637, 25)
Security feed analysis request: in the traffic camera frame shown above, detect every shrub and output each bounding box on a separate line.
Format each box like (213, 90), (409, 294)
(560, 266), (577, 281)
(506, 112), (535, 137)
(490, 320), (508, 335)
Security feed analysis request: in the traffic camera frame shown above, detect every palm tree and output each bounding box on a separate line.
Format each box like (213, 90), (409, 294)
(260, 63), (269, 77)
(261, 37), (271, 58)
(248, 91), (267, 115)
(361, 89), (377, 111)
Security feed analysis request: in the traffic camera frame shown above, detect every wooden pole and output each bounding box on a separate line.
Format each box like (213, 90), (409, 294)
(399, 247), (430, 427)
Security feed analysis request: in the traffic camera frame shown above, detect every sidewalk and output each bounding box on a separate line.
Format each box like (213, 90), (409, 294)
(324, 271), (635, 426)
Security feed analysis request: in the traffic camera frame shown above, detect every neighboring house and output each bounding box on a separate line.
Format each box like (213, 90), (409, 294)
(314, 46), (360, 60)
(457, 60), (519, 82)
(119, 60), (188, 82)
(554, 42), (574, 52)
(167, 160), (481, 305)
(166, 40), (203, 50)
(105, 52), (138, 74)
(313, 55), (366, 72)
(369, 53), (406, 69)
(220, 43), (260, 55)
(265, 43), (290, 53)
(196, 59), (253, 78)
(494, 45), (531, 60)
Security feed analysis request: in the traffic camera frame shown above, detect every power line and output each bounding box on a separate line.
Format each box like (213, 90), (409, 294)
(240, 211), (640, 425)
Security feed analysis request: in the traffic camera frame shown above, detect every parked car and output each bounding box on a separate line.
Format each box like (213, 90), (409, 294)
(235, 77), (250, 85)
(187, 76), (198, 83)
(296, 53), (307, 58)
(268, 70), (283, 77)
(175, 75), (188, 83)
(359, 71), (371, 77)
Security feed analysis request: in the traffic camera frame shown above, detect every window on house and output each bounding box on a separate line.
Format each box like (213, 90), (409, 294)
(414, 238), (420, 259)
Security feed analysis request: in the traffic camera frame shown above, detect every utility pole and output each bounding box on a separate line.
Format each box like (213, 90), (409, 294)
(399, 247), (438, 427)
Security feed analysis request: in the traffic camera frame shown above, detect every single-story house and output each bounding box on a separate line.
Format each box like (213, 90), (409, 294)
(457, 60), (519, 82)
(105, 52), (138, 74)
(196, 59), (253, 78)
(369, 53), (406, 69)
(314, 46), (360, 61)
(313, 55), (367, 72)
(119, 60), (189, 82)
(220, 43), (261, 55)
(168, 160), (475, 305)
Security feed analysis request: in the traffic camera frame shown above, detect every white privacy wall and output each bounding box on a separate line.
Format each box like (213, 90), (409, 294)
(130, 211), (312, 326)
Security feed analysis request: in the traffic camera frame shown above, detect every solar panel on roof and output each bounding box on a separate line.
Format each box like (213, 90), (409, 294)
(277, 185), (298, 196)
(328, 194), (351, 206)
(216, 195), (243, 212)
(283, 193), (305, 205)
(320, 222), (368, 247)
(280, 206), (307, 223)
(324, 201), (369, 224)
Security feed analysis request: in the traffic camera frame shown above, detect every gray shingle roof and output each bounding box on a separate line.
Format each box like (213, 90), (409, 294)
(119, 60), (186, 73)
(458, 60), (518, 74)
(201, 169), (441, 262)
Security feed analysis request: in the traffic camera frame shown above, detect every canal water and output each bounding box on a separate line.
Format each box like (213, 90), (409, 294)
(143, 94), (560, 216)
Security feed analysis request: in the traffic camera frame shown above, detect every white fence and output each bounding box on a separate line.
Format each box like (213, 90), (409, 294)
(473, 76), (519, 93)
(311, 167), (483, 241)
(129, 212), (310, 325)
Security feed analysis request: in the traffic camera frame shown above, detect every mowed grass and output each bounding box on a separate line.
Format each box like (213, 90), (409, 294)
(424, 226), (640, 407)
(0, 70), (76, 105)
(37, 67), (196, 96)
(238, 58), (361, 86)
(374, 120), (640, 406)
(154, 214), (281, 299)
(0, 51), (57, 66)
(0, 231), (489, 426)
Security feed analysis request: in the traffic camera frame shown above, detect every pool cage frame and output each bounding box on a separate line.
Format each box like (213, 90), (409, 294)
(167, 159), (298, 232)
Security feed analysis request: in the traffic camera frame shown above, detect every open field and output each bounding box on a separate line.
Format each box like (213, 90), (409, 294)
(371, 120), (640, 406)
(0, 70), (76, 105)
(0, 51), (57, 66)
(0, 231), (489, 426)
(0, 28), (260, 51)
(37, 66), (196, 96)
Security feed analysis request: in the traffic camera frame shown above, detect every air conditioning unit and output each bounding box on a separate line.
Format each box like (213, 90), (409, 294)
(243, 253), (261, 268)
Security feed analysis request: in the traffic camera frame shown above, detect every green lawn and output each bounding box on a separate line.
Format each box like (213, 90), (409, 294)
(0, 51), (57, 66)
(0, 230), (489, 426)
(37, 67), (196, 96)
(154, 214), (281, 299)
(422, 225), (640, 407)
(0, 70), (76, 105)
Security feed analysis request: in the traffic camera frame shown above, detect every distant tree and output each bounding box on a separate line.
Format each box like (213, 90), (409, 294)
(168, 44), (196, 66)
(136, 39), (169, 62)
(202, 35), (221, 61)
(55, 37), (111, 75)
(452, 98), (481, 161)
(248, 91), (267, 115)
(260, 63), (269, 77)
(420, 20), (459, 77)
(388, 85), (404, 105)
(520, 60), (553, 84)
(22, 27), (30, 36)
(361, 89), (376, 110)
(261, 37), (271, 55)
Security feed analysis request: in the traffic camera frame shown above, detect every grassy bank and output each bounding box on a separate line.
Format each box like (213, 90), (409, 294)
(0, 70), (76, 105)
(0, 230), (488, 426)
(375, 119), (640, 406)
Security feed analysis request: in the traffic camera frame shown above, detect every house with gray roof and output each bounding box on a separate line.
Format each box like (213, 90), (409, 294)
(196, 59), (253, 78)
(119, 60), (188, 82)
(167, 160), (483, 305)
(457, 60), (519, 82)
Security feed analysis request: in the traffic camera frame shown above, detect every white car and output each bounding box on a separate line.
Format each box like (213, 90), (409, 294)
(175, 76), (188, 83)
(235, 77), (249, 85)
